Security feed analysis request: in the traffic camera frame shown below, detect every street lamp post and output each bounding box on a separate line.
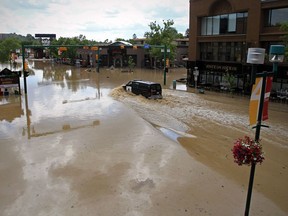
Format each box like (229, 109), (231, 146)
(244, 46), (284, 216)
(22, 44), (28, 94)
(96, 47), (102, 73)
(193, 67), (199, 90)
(245, 47), (265, 216)
(269, 45), (285, 82)
(161, 46), (170, 86)
(89, 52), (93, 67)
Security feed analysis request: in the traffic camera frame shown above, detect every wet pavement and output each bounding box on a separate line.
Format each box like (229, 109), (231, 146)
(0, 61), (287, 215)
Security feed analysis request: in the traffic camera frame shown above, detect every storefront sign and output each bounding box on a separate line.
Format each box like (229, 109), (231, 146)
(205, 64), (238, 72)
(0, 77), (19, 87)
(195, 61), (242, 74)
(0, 68), (20, 88)
(91, 46), (98, 51)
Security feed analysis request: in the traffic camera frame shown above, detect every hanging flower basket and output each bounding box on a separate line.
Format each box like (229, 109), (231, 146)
(232, 136), (265, 166)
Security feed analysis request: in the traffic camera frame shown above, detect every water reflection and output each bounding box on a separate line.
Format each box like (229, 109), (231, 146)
(1, 60), (187, 141)
(22, 120), (101, 138)
(155, 125), (196, 143)
(21, 91), (101, 139)
(0, 95), (23, 122)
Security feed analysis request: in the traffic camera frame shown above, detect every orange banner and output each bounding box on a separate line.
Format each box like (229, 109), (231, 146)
(249, 77), (262, 126)
(59, 47), (67, 51)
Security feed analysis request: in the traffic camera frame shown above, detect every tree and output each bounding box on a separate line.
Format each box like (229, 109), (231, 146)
(49, 35), (96, 60)
(280, 22), (288, 60)
(127, 56), (135, 71)
(103, 39), (112, 44)
(77, 34), (87, 42)
(115, 38), (127, 42)
(223, 72), (236, 94)
(177, 32), (184, 39)
(0, 37), (21, 62)
(26, 34), (35, 41)
(185, 28), (189, 38)
(144, 19), (178, 67)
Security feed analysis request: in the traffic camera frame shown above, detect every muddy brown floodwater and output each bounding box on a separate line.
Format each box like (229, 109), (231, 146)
(0, 61), (287, 216)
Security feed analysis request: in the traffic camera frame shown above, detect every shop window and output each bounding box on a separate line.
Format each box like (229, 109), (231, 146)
(206, 72), (214, 83)
(218, 42), (226, 61)
(212, 42), (218, 60)
(226, 42), (232, 61)
(235, 43), (242, 62)
(214, 72), (221, 85)
(200, 42), (243, 63)
(200, 73), (206, 83)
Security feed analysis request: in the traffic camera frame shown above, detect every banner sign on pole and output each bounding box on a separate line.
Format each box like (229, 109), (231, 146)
(249, 76), (273, 125)
(249, 77), (262, 126)
(262, 76), (273, 121)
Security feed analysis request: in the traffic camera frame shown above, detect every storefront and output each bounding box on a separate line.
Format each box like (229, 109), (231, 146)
(76, 41), (146, 68)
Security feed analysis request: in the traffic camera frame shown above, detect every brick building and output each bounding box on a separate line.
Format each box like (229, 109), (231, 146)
(188, 0), (288, 92)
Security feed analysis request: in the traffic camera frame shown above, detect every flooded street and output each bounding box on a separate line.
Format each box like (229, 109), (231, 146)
(1, 61), (288, 216)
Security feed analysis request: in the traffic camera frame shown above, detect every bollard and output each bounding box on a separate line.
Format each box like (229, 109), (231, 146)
(172, 80), (176, 89)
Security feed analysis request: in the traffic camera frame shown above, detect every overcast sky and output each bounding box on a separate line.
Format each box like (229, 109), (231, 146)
(0, 0), (189, 42)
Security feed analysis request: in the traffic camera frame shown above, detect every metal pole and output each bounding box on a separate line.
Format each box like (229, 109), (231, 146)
(244, 72), (267, 216)
(163, 45), (167, 86)
(194, 67), (199, 90)
(24, 94), (31, 139)
(22, 44), (27, 94)
(272, 62), (278, 82)
(97, 48), (100, 73)
(17, 70), (21, 95)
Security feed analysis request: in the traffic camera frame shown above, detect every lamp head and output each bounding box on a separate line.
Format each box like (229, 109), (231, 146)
(269, 45), (285, 63)
(270, 54), (284, 62)
(247, 48), (265, 64)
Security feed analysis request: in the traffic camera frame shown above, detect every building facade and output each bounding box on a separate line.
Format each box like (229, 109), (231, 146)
(76, 41), (149, 68)
(188, 0), (288, 93)
(174, 38), (189, 67)
(76, 39), (189, 69)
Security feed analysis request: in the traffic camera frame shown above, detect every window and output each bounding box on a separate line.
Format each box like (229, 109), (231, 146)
(200, 42), (245, 62)
(220, 15), (228, 34)
(228, 14), (236, 32)
(213, 16), (220, 35)
(265, 8), (288, 26)
(219, 42), (226, 61)
(213, 42), (218, 60)
(207, 17), (213, 35)
(201, 17), (207, 35)
(236, 13), (247, 34)
(201, 12), (247, 35)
